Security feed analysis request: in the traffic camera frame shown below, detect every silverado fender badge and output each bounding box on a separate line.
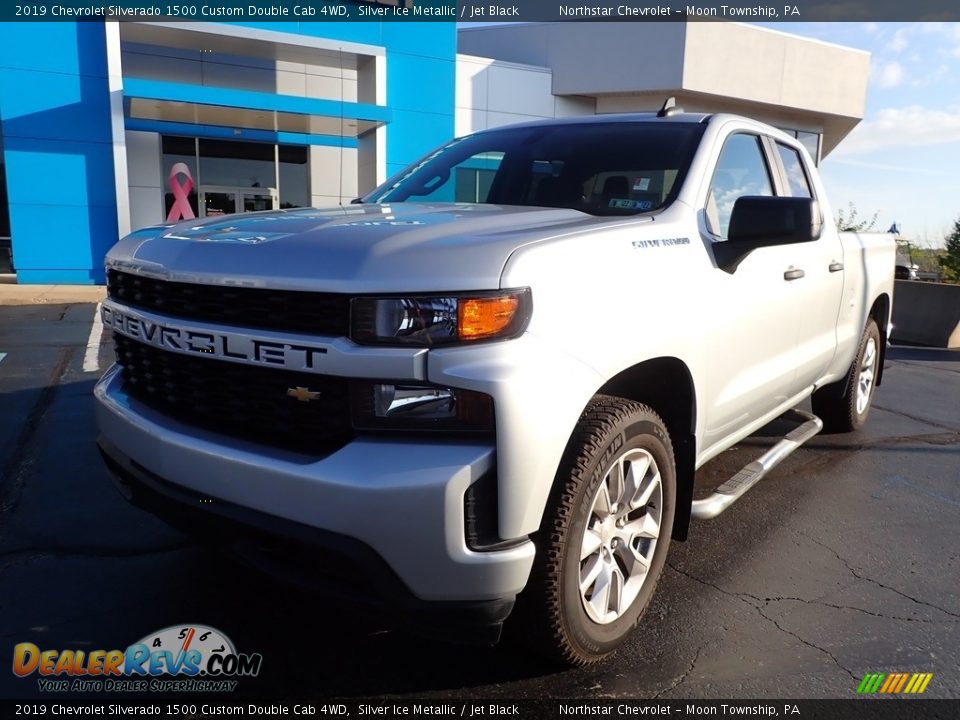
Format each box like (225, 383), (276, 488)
(632, 237), (691, 249)
(287, 387), (322, 402)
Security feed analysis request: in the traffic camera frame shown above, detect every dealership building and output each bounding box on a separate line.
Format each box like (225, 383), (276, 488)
(0, 20), (869, 284)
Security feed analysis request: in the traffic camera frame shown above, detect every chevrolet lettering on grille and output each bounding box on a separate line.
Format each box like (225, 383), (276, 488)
(101, 302), (329, 372)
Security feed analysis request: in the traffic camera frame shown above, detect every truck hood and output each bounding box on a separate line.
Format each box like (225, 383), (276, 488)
(107, 203), (610, 293)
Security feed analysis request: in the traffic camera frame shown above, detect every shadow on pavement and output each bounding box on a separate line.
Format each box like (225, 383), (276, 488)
(0, 373), (558, 701)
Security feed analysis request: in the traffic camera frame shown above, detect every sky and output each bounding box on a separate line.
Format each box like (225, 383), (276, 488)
(773, 22), (960, 248)
(461, 21), (960, 247)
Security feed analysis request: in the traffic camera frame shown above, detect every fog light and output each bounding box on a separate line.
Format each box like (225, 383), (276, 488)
(351, 382), (494, 432)
(375, 384), (456, 420)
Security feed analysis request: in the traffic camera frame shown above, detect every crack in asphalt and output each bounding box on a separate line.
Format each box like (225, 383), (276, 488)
(872, 404), (960, 433)
(760, 596), (954, 624)
(888, 359), (960, 376)
(651, 640), (709, 699)
(870, 432), (960, 447)
(667, 563), (856, 682)
(0, 542), (192, 576)
(796, 532), (960, 620)
(753, 603), (857, 682)
(0, 346), (74, 523)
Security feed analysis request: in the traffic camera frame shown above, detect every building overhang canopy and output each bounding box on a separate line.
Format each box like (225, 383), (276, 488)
(123, 78), (388, 139)
(119, 21), (385, 66)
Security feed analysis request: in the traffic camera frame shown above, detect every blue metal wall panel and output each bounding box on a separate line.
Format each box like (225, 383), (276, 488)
(385, 107), (455, 173)
(124, 78), (393, 123)
(0, 21), (109, 77)
(0, 20), (457, 284)
(0, 22), (117, 284)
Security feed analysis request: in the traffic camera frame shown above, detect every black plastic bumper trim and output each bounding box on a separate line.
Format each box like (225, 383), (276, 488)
(97, 437), (514, 644)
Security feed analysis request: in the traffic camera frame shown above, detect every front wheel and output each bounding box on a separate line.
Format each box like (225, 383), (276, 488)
(515, 396), (676, 666)
(812, 319), (881, 433)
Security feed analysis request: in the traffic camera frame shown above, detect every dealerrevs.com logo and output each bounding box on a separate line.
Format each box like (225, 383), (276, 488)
(12, 624), (262, 693)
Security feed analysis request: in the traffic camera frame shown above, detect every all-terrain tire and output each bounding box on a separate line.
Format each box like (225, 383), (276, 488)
(812, 319), (881, 433)
(512, 395), (676, 667)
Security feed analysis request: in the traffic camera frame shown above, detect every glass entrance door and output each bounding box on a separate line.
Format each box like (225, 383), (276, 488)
(242, 190), (277, 213)
(200, 186), (278, 217)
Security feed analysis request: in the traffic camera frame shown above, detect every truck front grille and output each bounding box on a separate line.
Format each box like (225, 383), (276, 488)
(106, 270), (351, 337)
(114, 335), (354, 455)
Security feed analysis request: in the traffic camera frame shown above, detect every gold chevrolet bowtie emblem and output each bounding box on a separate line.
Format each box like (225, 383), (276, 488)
(286, 386), (322, 402)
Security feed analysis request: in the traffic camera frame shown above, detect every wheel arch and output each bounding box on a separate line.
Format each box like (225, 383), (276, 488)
(869, 293), (891, 387)
(595, 357), (698, 541)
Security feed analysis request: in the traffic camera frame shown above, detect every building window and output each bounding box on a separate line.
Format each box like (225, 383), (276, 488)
(278, 145), (309, 209)
(776, 143), (813, 199)
(161, 136), (311, 221)
(162, 135), (200, 222)
(795, 132), (820, 165)
(0, 124), (12, 273)
(776, 127), (821, 165)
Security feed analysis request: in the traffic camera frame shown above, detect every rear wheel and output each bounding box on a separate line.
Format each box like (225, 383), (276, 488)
(515, 396), (676, 666)
(812, 319), (881, 433)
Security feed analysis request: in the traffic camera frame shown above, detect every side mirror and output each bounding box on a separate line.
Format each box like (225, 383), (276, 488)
(715, 196), (822, 272)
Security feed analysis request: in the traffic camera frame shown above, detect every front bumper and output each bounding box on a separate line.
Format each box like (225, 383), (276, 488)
(94, 365), (535, 609)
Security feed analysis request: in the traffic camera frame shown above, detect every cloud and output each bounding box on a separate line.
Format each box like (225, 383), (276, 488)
(910, 63), (950, 87)
(889, 29), (909, 54)
(824, 157), (954, 176)
(833, 105), (960, 156)
(871, 60), (905, 88)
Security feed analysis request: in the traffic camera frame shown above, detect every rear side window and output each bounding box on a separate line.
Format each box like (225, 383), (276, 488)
(776, 143), (813, 198)
(706, 134), (773, 239)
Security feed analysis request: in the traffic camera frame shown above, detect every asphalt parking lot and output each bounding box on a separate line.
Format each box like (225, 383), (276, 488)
(0, 292), (958, 701)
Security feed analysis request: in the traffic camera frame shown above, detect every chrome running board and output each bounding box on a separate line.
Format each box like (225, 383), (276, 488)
(690, 409), (823, 520)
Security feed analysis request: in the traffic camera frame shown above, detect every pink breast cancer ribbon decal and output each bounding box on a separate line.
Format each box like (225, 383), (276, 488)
(166, 163), (196, 222)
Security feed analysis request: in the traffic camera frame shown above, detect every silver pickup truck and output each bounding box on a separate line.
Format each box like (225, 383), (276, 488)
(95, 107), (895, 665)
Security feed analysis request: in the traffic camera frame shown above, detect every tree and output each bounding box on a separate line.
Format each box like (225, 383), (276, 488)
(835, 202), (879, 232)
(941, 217), (960, 282)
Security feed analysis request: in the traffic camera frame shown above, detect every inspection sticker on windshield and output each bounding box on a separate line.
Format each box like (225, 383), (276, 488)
(609, 198), (654, 210)
(632, 237), (691, 249)
(632, 177), (651, 191)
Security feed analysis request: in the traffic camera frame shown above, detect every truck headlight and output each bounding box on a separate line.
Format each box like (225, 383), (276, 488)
(350, 289), (531, 346)
(351, 382), (494, 432)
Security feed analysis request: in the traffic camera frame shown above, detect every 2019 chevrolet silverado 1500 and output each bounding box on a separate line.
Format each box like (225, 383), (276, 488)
(95, 107), (895, 665)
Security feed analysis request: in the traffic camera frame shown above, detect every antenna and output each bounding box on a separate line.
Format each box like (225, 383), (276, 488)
(657, 96), (683, 118)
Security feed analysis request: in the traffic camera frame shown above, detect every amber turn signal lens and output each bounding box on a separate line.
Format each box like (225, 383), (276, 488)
(459, 296), (521, 340)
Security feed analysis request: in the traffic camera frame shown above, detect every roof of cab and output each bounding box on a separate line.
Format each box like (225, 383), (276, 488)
(470, 112), (713, 134)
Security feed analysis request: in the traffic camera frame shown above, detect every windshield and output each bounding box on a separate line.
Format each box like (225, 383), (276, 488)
(363, 121), (706, 216)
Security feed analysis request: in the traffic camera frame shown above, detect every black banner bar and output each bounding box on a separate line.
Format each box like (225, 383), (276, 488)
(4, 0), (960, 22)
(2, 700), (960, 720)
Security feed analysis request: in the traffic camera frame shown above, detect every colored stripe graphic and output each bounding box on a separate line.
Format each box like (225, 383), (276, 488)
(879, 674), (897, 693)
(857, 673), (885, 694)
(857, 672), (933, 694)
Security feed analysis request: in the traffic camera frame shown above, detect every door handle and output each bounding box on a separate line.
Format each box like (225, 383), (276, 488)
(829, 262), (844, 273)
(783, 268), (805, 281)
